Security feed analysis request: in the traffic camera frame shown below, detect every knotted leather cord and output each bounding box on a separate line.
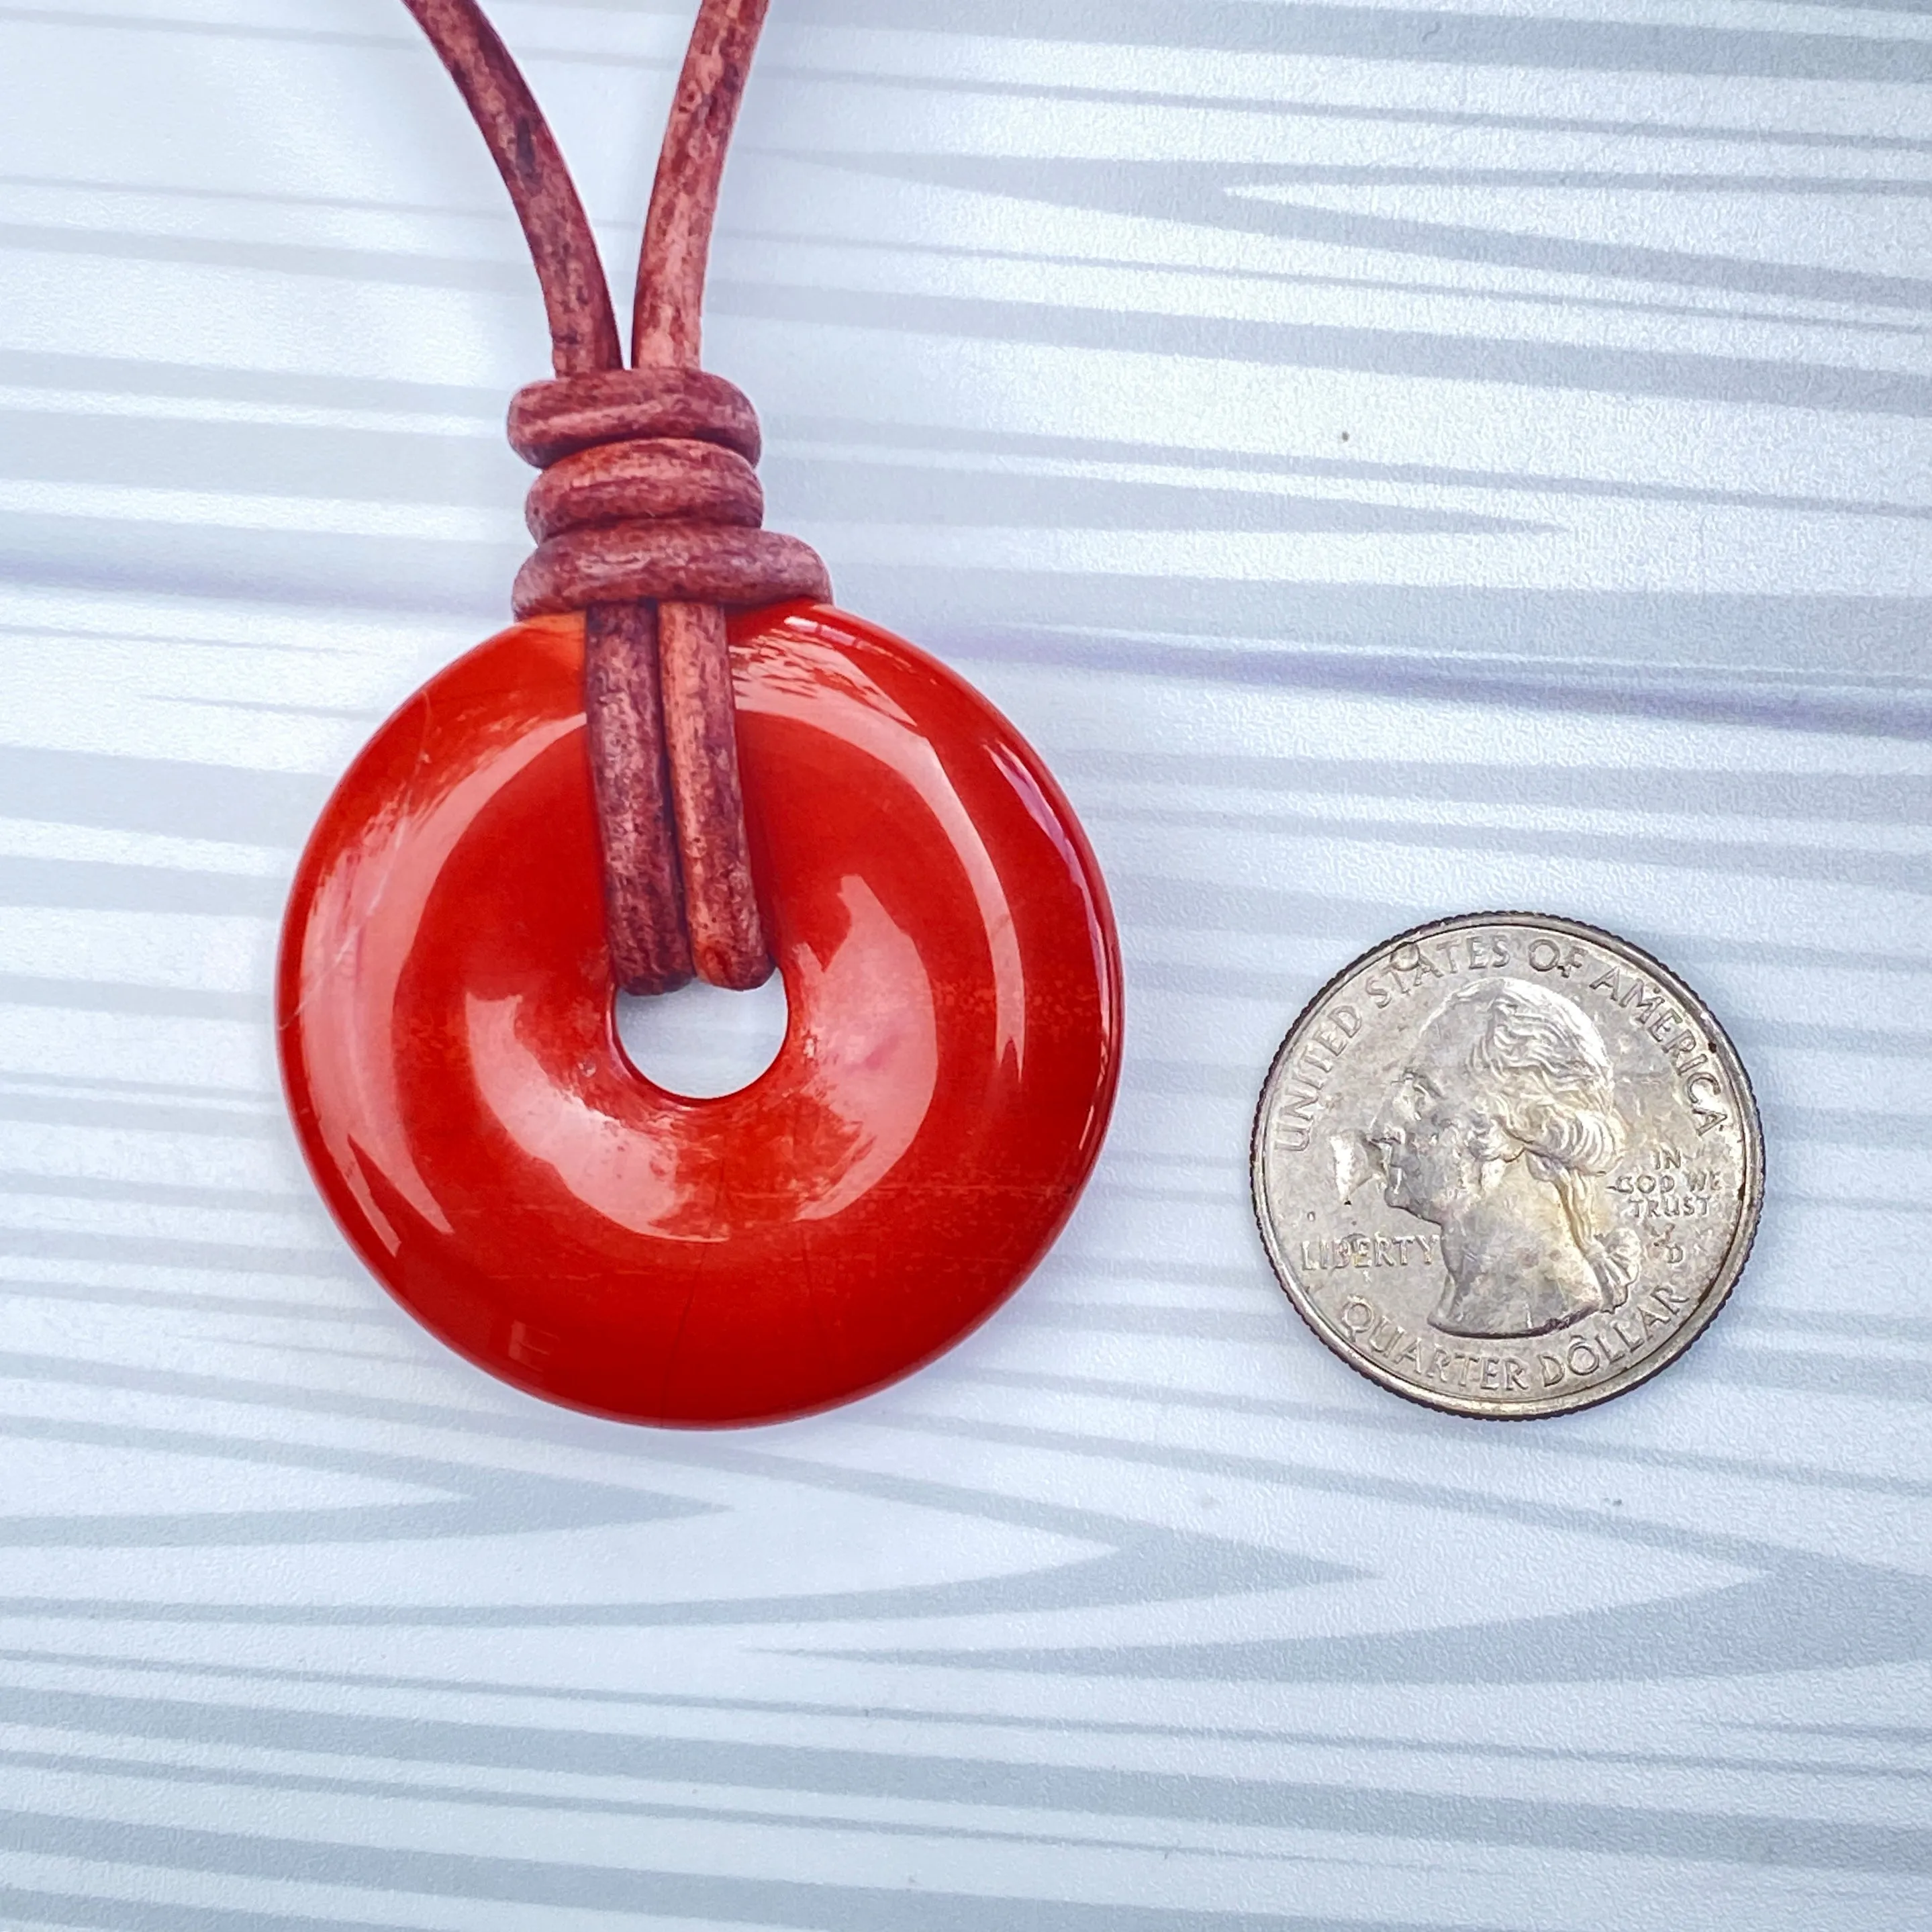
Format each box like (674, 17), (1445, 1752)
(402, 0), (828, 994)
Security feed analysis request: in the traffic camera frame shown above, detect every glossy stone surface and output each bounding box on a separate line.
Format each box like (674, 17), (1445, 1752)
(277, 604), (1122, 1425)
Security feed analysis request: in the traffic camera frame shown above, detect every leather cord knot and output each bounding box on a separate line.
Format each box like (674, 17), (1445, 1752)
(405, 0), (816, 998)
(508, 369), (829, 618)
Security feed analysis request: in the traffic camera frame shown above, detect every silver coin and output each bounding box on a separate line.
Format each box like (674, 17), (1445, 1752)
(1251, 914), (1763, 1419)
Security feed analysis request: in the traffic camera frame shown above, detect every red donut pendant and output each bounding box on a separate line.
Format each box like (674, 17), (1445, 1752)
(278, 603), (1122, 1424)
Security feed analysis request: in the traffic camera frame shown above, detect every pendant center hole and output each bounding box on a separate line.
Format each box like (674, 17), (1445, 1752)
(614, 972), (789, 1098)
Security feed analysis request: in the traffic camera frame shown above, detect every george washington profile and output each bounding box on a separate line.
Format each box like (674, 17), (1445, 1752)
(1366, 977), (1639, 1339)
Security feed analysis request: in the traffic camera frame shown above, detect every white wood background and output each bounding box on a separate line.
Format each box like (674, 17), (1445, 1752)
(0, 1), (1929, 1925)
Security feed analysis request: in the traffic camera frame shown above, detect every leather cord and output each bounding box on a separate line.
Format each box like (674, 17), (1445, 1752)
(401, 0), (826, 992)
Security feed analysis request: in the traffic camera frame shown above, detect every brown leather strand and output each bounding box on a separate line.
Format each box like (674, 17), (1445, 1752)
(659, 603), (769, 989)
(583, 605), (692, 994)
(407, 0), (826, 997)
(524, 440), (763, 545)
(634, 0), (771, 370)
(508, 368), (761, 469)
(399, 0), (622, 377)
(514, 522), (828, 620)
(624, 0), (785, 988)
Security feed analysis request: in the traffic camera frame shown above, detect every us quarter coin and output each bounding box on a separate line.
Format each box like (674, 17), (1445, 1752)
(1251, 914), (1763, 1418)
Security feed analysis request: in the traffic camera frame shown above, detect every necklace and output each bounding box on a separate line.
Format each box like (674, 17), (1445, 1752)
(276, 0), (1123, 1427)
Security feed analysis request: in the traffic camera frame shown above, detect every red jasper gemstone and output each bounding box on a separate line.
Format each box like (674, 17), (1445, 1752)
(277, 603), (1122, 1425)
